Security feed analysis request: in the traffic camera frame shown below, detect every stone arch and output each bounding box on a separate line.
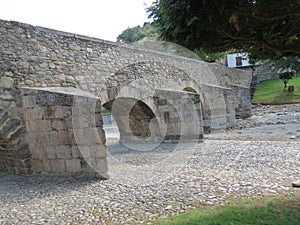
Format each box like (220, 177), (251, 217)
(100, 85), (164, 146)
(100, 61), (199, 94)
(128, 99), (156, 138)
(98, 61), (205, 144)
(102, 97), (162, 145)
(0, 19), (253, 178)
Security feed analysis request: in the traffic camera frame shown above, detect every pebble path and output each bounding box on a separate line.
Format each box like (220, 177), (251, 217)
(0, 104), (299, 224)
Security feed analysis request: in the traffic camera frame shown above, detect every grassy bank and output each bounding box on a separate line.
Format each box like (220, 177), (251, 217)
(252, 76), (300, 104)
(154, 192), (300, 225)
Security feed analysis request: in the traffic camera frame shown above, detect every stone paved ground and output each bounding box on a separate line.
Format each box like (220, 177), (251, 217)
(1, 104), (300, 224)
(207, 103), (300, 141)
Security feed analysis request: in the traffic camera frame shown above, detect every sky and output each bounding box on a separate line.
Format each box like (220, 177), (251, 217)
(0, 0), (154, 42)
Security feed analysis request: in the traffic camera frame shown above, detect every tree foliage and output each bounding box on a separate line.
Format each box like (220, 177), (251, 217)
(279, 71), (294, 88)
(148, 0), (300, 60)
(194, 49), (228, 63)
(117, 22), (226, 62)
(271, 56), (299, 88)
(256, 56), (299, 88)
(267, 56), (300, 74)
(117, 22), (158, 43)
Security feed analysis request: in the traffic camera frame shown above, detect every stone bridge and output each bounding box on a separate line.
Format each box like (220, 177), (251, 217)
(0, 19), (252, 178)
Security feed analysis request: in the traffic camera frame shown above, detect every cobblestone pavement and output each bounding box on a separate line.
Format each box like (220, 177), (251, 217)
(1, 104), (300, 224)
(207, 103), (300, 141)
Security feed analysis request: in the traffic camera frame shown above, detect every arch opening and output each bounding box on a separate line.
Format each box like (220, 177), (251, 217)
(201, 96), (212, 134)
(101, 102), (120, 146)
(102, 97), (161, 146)
(128, 100), (156, 138)
(183, 87), (197, 94)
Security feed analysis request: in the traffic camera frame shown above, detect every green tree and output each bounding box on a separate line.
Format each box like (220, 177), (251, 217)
(148, 0), (300, 61)
(194, 49), (228, 63)
(117, 25), (145, 43)
(279, 71), (294, 88)
(256, 56), (299, 88)
(117, 22), (158, 43)
(271, 56), (299, 88)
(117, 23), (226, 62)
(265, 56), (300, 74)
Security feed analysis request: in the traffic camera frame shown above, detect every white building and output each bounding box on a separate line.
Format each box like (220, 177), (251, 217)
(226, 52), (258, 68)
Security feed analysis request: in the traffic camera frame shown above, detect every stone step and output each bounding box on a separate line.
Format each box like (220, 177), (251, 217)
(0, 117), (21, 138)
(0, 115), (9, 131)
(7, 124), (25, 141)
(0, 109), (8, 125)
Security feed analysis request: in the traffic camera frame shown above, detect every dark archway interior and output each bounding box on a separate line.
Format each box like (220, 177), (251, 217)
(102, 98), (158, 143)
(128, 100), (156, 138)
(183, 87), (197, 93)
(201, 96), (212, 134)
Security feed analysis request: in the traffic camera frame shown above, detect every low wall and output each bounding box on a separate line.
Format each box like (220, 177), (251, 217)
(229, 84), (252, 119)
(257, 72), (279, 83)
(22, 87), (108, 179)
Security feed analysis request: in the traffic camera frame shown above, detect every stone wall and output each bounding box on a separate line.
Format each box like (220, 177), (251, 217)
(202, 85), (229, 132)
(208, 64), (252, 88)
(0, 20), (213, 91)
(0, 19), (251, 105)
(229, 85), (252, 119)
(154, 89), (203, 142)
(22, 87), (108, 178)
(257, 72), (279, 83)
(103, 88), (204, 145)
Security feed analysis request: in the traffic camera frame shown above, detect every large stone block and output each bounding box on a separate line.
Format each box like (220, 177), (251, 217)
(65, 159), (81, 172)
(31, 159), (51, 173)
(57, 130), (72, 145)
(90, 144), (106, 158)
(21, 95), (38, 108)
(79, 145), (91, 158)
(0, 76), (14, 88)
(48, 131), (59, 145)
(54, 106), (72, 119)
(44, 145), (56, 159)
(30, 132), (50, 146)
(39, 120), (53, 132)
(51, 120), (68, 131)
(55, 145), (71, 159)
(72, 129), (88, 145)
(70, 146), (81, 159)
(85, 158), (108, 174)
(30, 146), (48, 160)
(50, 159), (66, 173)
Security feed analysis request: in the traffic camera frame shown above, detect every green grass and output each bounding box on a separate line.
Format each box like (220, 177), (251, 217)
(101, 108), (110, 115)
(252, 76), (300, 104)
(154, 192), (300, 225)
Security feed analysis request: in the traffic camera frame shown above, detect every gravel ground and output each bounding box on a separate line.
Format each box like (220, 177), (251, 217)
(207, 103), (300, 141)
(1, 104), (300, 224)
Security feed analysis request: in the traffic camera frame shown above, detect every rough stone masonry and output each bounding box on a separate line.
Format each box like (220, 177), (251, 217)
(0, 19), (252, 178)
